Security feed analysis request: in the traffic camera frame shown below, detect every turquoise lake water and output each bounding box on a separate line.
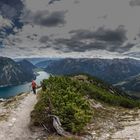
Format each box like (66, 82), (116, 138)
(0, 71), (49, 99)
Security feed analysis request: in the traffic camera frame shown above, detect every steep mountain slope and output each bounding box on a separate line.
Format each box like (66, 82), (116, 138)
(14, 57), (48, 65)
(0, 57), (36, 86)
(35, 59), (60, 68)
(44, 58), (140, 84)
(115, 74), (140, 93)
(17, 59), (36, 73)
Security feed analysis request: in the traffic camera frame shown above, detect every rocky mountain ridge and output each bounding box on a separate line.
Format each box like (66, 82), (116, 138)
(0, 57), (36, 86)
(41, 58), (140, 84)
(115, 74), (140, 94)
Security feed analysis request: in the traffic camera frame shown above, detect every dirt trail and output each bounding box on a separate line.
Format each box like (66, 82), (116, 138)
(111, 110), (140, 140)
(0, 93), (39, 140)
(1, 91), (140, 140)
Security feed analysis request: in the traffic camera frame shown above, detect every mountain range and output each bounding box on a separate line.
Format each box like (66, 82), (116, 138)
(115, 74), (140, 93)
(0, 57), (36, 86)
(35, 58), (140, 93)
(38, 58), (140, 84)
(2, 56), (140, 93)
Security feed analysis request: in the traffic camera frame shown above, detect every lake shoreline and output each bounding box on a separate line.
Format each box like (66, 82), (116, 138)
(0, 71), (49, 99)
(0, 81), (31, 88)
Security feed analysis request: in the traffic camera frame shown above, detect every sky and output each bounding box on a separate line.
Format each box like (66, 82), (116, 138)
(0, 0), (140, 59)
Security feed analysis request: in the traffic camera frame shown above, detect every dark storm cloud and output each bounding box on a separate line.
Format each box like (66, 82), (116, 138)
(107, 43), (134, 53)
(74, 0), (80, 4)
(55, 38), (133, 53)
(26, 35), (36, 41)
(39, 36), (50, 43)
(0, 0), (24, 41)
(70, 25), (127, 44)
(0, 0), (23, 20)
(55, 38), (106, 52)
(54, 26), (133, 53)
(48, 0), (61, 5)
(32, 10), (67, 27)
(55, 38), (85, 52)
(18, 46), (27, 50)
(129, 0), (140, 6)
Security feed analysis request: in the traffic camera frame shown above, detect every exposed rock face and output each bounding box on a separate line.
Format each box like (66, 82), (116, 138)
(0, 57), (36, 86)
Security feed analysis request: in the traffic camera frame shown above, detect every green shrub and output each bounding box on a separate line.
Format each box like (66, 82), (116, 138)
(34, 76), (93, 133)
(33, 74), (140, 134)
(84, 83), (140, 108)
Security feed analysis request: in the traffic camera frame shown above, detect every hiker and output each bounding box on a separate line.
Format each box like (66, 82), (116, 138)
(31, 80), (37, 94)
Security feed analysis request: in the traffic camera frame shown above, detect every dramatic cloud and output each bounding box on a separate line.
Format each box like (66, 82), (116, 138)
(54, 38), (85, 52)
(74, 0), (80, 4)
(48, 0), (61, 5)
(129, 0), (140, 6)
(0, 0), (140, 59)
(0, 0), (23, 41)
(39, 36), (50, 43)
(34, 11), (67, 27)
(70, 26), (127, 44)
(55, 38), (133, 53)
(22, 10), (67, 27)
(54, 26), (130, 53)
(0, 0), (23, 20)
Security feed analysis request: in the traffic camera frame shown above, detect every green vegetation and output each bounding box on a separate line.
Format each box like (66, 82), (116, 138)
(33, 76), (93, 133)
(79, 74), (140, 108)
(85, 83), (140, 108)
(32, 74), (140, 134)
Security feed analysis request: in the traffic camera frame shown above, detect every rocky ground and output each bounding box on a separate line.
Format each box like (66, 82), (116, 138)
(0, 93), (46, 140)
(0, 93), (140, 140)
(111, 109), (140, 140)
(84, 98), (140, 140)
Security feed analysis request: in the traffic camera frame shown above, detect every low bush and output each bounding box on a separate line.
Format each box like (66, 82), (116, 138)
(32, 74), (140, 134)
(33, 76), (93, 133)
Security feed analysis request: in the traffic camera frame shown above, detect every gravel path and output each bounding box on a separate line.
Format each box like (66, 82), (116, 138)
(0, 93), (38, 140)
(1, 92), (140, 140)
